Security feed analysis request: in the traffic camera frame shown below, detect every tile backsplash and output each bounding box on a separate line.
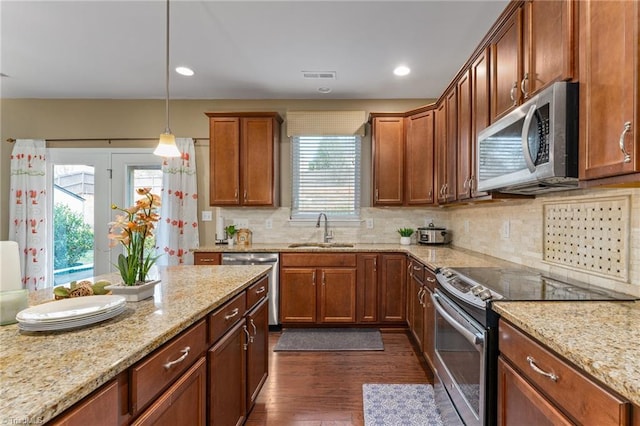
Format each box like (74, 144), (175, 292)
(208, 187), (639, 297)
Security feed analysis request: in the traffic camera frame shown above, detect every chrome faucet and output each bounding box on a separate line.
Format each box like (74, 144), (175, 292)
(316, 212), (333, 243)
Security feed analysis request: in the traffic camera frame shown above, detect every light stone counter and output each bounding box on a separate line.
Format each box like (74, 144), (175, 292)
(0, 265), (270, 425)
(195, 243), (515, 271)
(492, 301), (640, 407)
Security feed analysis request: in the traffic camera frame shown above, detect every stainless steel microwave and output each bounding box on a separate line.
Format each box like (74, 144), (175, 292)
(476, 82), (579, 195)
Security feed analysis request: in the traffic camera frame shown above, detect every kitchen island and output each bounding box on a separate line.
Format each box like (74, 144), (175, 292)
(0, 264), (271, 424)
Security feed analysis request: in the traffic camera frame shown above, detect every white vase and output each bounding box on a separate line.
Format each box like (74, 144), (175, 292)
(227, 238), (235, 246)
(400, 236), (411, 245)
(105, 279), (160, 302)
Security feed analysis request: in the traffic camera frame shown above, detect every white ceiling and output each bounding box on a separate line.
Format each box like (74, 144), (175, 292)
(0, 0), (509, 100)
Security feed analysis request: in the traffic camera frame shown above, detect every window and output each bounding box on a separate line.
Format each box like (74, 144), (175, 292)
(291, 135), (361, 219)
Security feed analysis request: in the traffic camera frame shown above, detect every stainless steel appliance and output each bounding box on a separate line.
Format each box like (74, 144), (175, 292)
(418, 223), (451, 245)
(477, 82), (579, 195)
(222, 252), (279, 326)
(433, 266), (636, 426)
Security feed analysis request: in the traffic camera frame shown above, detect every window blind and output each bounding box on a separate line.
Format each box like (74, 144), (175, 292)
(291, 136), (361, 219)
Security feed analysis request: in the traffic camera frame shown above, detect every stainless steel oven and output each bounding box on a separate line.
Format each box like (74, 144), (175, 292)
(432, 288), (486, 426)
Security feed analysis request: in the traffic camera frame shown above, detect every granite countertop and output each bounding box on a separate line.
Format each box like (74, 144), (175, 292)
(0, 265), (271, 424)
(492, 301), (640, 407)
(195, 243), (514, 271)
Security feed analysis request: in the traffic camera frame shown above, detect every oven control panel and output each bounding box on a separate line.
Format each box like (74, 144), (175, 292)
(436, 268), (504, 308)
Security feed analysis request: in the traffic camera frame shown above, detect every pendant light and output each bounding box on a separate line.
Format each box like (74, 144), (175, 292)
(154, 0), (181, 157)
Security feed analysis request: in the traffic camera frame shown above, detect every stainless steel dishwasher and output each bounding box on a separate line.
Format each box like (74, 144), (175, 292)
(221, 252), (279, 326)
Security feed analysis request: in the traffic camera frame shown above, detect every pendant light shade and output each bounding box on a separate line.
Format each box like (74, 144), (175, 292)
(154, 0), (181, 158)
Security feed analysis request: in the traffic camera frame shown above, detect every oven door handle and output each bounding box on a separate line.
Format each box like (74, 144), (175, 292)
(432, 293), (484, 346)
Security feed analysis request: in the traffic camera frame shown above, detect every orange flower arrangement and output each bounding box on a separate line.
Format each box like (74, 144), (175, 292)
(108, 188), (161, 285)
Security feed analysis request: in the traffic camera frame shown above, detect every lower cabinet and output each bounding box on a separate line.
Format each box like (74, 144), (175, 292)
(498, 320), (631, 426)
(50, 376), (123, 426)
(406, 258), (436, 370)
(208, 285), (269, 426)
(280, 253), (357, 324)
(378, 254), (407, 323)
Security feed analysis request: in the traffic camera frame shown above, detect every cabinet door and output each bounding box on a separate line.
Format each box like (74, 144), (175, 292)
(422, 272), (436, 370)
(444, 87), (458, 203)
(319, 268), (357, 323)
(208, 321), (247, 426)
(133, 358), (207, 426)
(210, 117), (241, 205)
(406, 110), (435, 205)
(379, 254), (407, 323)
(522, 0), (574, 99)
(491, 7), (523, 121)
(242, 117), (275, 206)
(471, 47), (490, 198)
(373, 116), (404, 205)
(356, 254), (378, 323)
(457, 69), (473, 200)
(497, 357), (573, 426)
(434, 102), (447, 204)
(409, 277), (424, 350)
(280, 268), (316, 323)
(579, 0), (639, 181)
(246, 299), (268, 411)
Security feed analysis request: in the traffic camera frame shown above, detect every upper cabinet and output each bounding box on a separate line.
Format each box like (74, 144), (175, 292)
(406, 109), (436, 205)
(456, 69), (473, 201)
(435, 88), (458, 204)
(579, 0), (640, 184)
(206, 112), (282, 207)
(371, 110), (435, 206)
(490, 0), (575, 121)
(371, 115), (405, 206)
(470, 47), (491, 198)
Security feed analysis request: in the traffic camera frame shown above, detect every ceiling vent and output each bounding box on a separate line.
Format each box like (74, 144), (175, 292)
(302, 71), (336, 80)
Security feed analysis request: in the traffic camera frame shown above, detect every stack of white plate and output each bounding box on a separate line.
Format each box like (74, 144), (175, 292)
(16, 295), (127, 331)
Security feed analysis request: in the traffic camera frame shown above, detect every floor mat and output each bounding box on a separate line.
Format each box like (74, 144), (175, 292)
(273, 328), (384, 351)
(362, 383), (444, 426)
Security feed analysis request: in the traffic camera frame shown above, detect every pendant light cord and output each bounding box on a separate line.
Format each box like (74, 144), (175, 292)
(164, 0), (171, 134)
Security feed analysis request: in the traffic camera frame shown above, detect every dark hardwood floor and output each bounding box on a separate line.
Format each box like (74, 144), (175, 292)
(245, 329), (433, 426)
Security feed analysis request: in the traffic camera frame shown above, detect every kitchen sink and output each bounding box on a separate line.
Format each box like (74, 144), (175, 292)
(287, 242), (355, 248)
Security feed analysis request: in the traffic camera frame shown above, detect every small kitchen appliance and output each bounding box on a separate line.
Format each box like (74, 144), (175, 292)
(417, 223), (451, 245)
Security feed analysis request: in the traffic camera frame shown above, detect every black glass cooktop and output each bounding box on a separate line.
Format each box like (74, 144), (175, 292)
(450, 267), (637, 301)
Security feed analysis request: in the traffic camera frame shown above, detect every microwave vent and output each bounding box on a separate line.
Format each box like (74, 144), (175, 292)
(302, 71), (336, 80)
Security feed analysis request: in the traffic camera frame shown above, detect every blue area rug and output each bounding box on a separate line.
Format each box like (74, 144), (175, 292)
(363, 384), (444, 426)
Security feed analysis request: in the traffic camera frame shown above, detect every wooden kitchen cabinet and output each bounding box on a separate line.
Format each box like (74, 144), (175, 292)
(50, 378), (122, 426)
(280, 253), (357, 324)
(357, 254), (378, 323)
(405, 108), (436, 205)
(456, 69), (473, 200)
(470, 47), (491, 198)
(490, 1), (574, 121)
(421, 268), (436, 370)
(372, 115), (405, 205)
(193, 252), (221, 265)
(206, 112), (282, 207)
(579, 0), (640, 184)
(246, 299), (269, 410)
(379, 254), (407, 323)
(498, 320), (631, 426)
(435, 88), (457, 204)
(407, 259), (425, 349)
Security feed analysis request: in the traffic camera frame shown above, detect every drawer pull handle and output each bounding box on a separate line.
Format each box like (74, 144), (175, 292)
(250, 318), (257, 341)
(426, 277), (436, 283)
(200, 258), (216, 263)
(413, 265), (422, 271)
(527, 356), (558, 382)
(224, 308), (240, 320)
(243, 325), (251, 350)
(255, 286), (266, 294)
(163, 347), (190, 370)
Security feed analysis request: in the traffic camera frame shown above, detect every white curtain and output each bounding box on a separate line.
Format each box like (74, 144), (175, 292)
(8, 139), (48, 290)
(157, 138), (199, 266)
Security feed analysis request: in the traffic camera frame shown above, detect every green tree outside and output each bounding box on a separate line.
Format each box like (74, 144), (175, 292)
(53, 203), (94, 269)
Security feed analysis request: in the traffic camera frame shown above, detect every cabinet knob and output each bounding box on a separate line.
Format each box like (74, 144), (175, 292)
(619, 121), (632, 163)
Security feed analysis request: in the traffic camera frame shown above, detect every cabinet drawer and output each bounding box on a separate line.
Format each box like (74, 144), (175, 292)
(423, 268), (437, 291)
(193, 252), (221, 265)
(246, 275), (268, 310)
(499, 320), (630, 425)
(131, 320), (207, 414)
(409, 260), (425, 283)
(208, 291), (247, 344)
(281, 253), (357, 267)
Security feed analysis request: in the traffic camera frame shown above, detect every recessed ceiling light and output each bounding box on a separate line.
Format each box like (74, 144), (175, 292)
(318, 87), (332, 94)
(393, 65), (411, 77)
(175, 66), (194, 76)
